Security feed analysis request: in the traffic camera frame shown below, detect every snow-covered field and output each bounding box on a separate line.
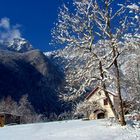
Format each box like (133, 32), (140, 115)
(0, 119), (140, 140)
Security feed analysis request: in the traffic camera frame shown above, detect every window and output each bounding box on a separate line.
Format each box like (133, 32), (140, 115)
(104, 98), (108, 105)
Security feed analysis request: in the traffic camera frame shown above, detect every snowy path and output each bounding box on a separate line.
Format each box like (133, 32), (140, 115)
(0, 119), (140, 140)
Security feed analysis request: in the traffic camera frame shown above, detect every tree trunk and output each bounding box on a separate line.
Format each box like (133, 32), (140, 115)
(99, 61), (119, 121)
(112, 46), (126, 126)
(105, 0), (126, 125)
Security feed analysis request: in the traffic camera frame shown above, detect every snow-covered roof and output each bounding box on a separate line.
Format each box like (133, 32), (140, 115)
(0, 112), (21, 116)
(86, 86), (117, 100)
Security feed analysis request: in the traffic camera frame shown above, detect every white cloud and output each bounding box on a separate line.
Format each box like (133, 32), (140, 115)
(0, 17), (10, 29)
(0, 17), (22, 42)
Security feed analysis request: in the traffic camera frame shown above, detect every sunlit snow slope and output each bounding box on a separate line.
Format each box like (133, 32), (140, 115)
(0, 119), (140, 140)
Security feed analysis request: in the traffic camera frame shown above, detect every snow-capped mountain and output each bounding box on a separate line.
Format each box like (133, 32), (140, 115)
(0, 38), (34, 53)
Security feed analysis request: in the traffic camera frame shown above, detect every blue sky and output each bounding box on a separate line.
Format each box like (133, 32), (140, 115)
(0, 0), (138, 52)
(0, 0), (68, 52)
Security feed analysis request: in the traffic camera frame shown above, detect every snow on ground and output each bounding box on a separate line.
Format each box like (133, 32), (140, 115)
(0, 119), (140, 140)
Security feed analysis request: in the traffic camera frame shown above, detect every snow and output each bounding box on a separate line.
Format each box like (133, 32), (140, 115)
(0, 119), (140, 140)
(127, 4), (139, 11)
(44, 51), (55, 57)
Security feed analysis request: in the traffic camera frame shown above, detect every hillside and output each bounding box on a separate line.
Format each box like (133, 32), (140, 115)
(0, 119), (140, 140)
(0, 39), (64, 115)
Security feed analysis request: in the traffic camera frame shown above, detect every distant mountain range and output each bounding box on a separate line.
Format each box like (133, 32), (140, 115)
(0, 37), (139, 116)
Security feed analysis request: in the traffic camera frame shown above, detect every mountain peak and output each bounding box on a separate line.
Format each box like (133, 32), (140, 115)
(0, 38), (34, 53)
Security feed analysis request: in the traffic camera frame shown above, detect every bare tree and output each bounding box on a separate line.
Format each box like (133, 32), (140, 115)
(18, 94), (42, 123)
(52, 0), (139, 126)
(121, 38), (140, 112)
(51, 1), (119, 121)
(0, 96), (18, 114)
(0, 95), (42, 124)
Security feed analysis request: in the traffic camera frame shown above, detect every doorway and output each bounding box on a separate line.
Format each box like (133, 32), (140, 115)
(97, 113), (105, 119)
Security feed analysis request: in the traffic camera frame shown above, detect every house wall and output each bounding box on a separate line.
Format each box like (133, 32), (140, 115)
(5, 114), (21, 125)
(0, 113), (21, 126)
(87, 89), (115, 118)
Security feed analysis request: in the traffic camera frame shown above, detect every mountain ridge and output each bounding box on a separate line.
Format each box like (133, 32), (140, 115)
(0, 39), (64, 115)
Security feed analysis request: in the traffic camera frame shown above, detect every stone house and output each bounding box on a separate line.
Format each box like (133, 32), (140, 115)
(85, 86), (119, 119)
